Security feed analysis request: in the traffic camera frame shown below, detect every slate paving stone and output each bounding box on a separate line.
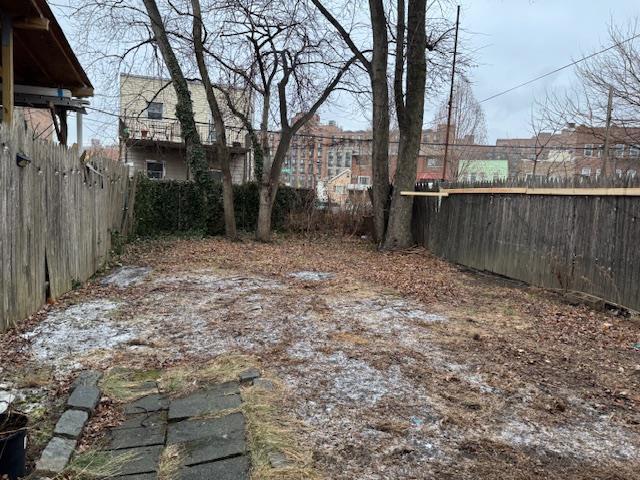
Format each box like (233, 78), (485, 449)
(168, 384), (241, 421)
(238, 368), (261, 384)
(35, 437), (77, 474)
(125, 393), (169, 415)
(72, 370), (102, 389)
(252, 378), (275, 391)
(67, 385), (100, 413)
(111, 445), (163, 476)
(177, 435), (245, 466)
(113, 411), (167, 430)
(53, 409), (89, 439)
(167, 412), (245, 445)
(179, 455), (249, 480)
(108, 424), (166, 450)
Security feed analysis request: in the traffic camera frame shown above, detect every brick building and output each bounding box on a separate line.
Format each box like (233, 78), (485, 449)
(496, 124), (640, 180)
(119, 74), (251, 182)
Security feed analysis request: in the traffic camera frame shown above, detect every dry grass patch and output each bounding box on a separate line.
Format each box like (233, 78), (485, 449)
(243, 379), (322, 480)
(159, 354), (258, 396)
(158, 445), (184, 480)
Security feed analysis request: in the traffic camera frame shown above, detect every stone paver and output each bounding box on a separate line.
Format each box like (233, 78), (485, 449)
(111, 445), (163, 476)
(113, 411), (167, 430)
(176, 435), (245, 466)
(252, 378), (275, 391)
(67, 384), (100, 413)
(35, 437), (76, 474)
(179, 455), (249, 480)
(238, 368), (261, 384)
(108, 424), (166, 450)
(124, 393), (169, 415)
(101, 383), (248, 480)
(53, 409), (89, 439)
(168, 383), (241, 421)
(72, 369), (102, 389)
(167, 412), (245, 445)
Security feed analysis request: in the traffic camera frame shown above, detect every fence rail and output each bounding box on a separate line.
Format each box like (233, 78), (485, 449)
(0, 122), (137, 331)
(411, 184), (640, 312)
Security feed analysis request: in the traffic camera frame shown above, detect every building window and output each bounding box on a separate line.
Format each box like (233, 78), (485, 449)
(335, 185), (345, 194)
(584, 144), (593, 157)
(614, 144), (625, 157)
(629, 146), (640, 158)
(427, 158), (438, 167)
(147, 102), (163, 120)
(357, 176), (370, 185)
(146, 160), (164, 179)
(616, 169), (623, 177)
(628, 169), (637, 177)
(581, 167), (591, 176)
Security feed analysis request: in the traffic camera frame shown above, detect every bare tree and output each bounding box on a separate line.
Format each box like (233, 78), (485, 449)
(207, 0), (356, 241)
(310, 0), (391, 244)
(191, 0), (236, 239)
(383, 0), (427, 249)
(73, 0), (238, 238)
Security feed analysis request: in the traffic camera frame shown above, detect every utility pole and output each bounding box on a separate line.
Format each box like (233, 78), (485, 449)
(442, 5), (461, 182)
(602, 85), (613, 178)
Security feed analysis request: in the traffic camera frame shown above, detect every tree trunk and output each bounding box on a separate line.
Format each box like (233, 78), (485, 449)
(256, 182), (274, 242)
(191, 0), (236, 239)
(369, 0), (390, 245)
(142, 0), (208, 180)
(384, 0), (427, 249)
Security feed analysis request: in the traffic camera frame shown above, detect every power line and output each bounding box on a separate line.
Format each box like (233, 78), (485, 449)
(479, 31), (640, 104)
(87, 106), (639, 151)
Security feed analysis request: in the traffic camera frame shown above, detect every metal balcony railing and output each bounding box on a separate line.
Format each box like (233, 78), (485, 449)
(121, 117), (245, 148)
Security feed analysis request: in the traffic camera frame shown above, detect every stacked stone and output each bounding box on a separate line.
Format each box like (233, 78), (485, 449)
(35, 371), (102, 475)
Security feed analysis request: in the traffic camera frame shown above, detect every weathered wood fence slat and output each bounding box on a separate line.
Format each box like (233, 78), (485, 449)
(0, 122), (137, 331)
(412, 192), (640, 312)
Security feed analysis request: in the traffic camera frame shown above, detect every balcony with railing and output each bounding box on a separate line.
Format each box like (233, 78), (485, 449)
(120, 117), (246, 150)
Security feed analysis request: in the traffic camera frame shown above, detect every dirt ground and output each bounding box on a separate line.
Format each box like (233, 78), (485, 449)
(2, 234), (640, 479)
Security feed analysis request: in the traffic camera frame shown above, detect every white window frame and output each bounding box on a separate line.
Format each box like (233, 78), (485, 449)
(629, 146), (640, 158)
(146, 160), (165, 179)
(581, 167), (591, 176)
(357, 175), (370, 185)
(584, 144), (593, 157)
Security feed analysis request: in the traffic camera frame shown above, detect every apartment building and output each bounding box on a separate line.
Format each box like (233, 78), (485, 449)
(267, 114), (370, 190)
(496, 124), (640, 179)
(119, 74), (251, 182)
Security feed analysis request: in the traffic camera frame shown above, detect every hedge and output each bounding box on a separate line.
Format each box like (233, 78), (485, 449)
(134, 175), (314, 237)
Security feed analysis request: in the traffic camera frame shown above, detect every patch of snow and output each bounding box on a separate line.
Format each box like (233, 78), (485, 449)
(0, 390), (16, 414)
(24, 300), (137, 371)
(288, 271), (335, 281)
(499, 418), (639, 461)
(101, 266), (152, 288)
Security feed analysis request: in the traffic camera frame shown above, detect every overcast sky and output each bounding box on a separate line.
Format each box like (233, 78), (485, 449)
(325, 0), (640, 142)
(55, 0), (639, 146)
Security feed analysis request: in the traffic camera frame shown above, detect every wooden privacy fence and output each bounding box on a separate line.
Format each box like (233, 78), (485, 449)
(0, 122), (137, 331)
(409, 187), (640, 312)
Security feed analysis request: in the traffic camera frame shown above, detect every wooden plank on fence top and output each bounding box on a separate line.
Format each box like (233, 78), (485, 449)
(402, 187), (640, 196)
(400, 191), (449, 197)
(527, 187), (640, 196)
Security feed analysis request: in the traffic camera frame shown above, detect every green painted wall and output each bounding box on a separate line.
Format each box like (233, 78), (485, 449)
(458, 160), (509, 181)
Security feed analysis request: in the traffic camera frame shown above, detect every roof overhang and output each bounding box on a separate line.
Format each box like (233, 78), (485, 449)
(0, 0), (93, 98)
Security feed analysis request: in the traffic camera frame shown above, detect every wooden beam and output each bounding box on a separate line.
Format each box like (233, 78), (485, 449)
(400, 191), (449, 197)
(13, 17), (49, 30)
(401, 187), (640, 197)
(2, 15), (13, 124)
